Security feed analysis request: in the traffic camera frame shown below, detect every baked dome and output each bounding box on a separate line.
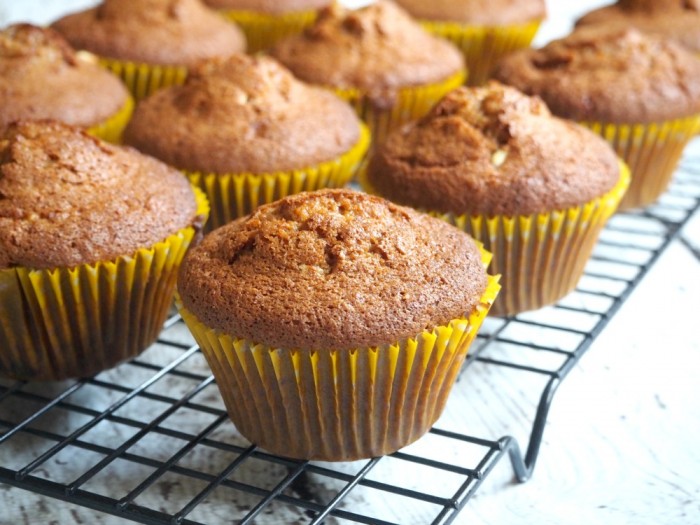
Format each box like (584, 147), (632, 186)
(367, 83), (621, 216)
(0, 120), (199, 269)
(51, 0), (246, 66)
(0, 24), (129, 132)
(178, 189), (488, 350)
(123, 54), (361, 173)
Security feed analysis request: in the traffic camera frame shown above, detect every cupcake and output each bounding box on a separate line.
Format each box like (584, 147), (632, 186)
(123, 54), (369, 231)
(0, 120), (208, 381)
(202, 0), (331, 53)
(364, 84), (629, 317)
(0, 24), (132, 143)
(270, 1), (465, 147)
(393, 0), (546, 86)
(51, 0), (246, 101)
(494, 27), (700, 210)
(177, 189), (500, 461)
(576, 0), (700, 55)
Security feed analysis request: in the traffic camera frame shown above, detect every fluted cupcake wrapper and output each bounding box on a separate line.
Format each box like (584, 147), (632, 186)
(218, 9), (318, 53)
(0, 188), (209, 381)
(332, 70), (466, 150)
(185, 123), (370, 232)
(581, 115), (700, 210)
(97, 56), (189, 101)
(86, 95), (134, 144)
(179, 273), (500, 462)
(422, 20), (541, 86)
(437, 164), (630, 317)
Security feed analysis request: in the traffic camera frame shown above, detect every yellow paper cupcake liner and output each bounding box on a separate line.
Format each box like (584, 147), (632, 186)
(218, 9), (318, 53)
(86, 95), (134, 144)
(0, 188), (209, 381)
(440, 164), (629, 316)
(178, 252), (499, 461)
(332, 70), (466, 149)
(185, 123), (370, 231)
(98, 56), (189, 102)
(581, 115), (700, 210)
(422, 20), (541, 86)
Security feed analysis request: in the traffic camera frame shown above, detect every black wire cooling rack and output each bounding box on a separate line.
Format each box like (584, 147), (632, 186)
(1, 148), (699, 525)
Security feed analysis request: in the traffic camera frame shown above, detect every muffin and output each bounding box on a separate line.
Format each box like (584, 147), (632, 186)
(494, 27), (700, 210)
(203, 0), (331, 53)
(0, 120), (208, 381)
(177, 189), (500, 461)
(393, 0), (546, 86)
(364, 84), (629, 317)
(123, 54), (369, 231)
(51, 0), (246, 100)
(270, 1), (465, 147)
(0, 24), (132, 143)
(576, 0), (700, 55)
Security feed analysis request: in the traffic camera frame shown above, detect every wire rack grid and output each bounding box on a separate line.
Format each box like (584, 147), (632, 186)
(1, 147), (699, 525)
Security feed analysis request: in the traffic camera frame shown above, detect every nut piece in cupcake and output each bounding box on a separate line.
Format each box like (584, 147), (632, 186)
(393, 0), (546, 86)
(493, 26), (700, 210)
(202, 0), (332, 52)
(270, 0), (465, 144)
(51, 0), (247, 99)
(365, 82), (629, 316)
(123, 54), (368, 230)
(177, 188), (499, 461)
(0, 24), (132, 142)
(0, 120), (207, 381)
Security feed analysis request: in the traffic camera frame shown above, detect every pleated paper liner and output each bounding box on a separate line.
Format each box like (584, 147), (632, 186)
(97, 55), (188, 102)
(581, 115), (700, 210)
(86, 95), (134, 144)
(332, 70), (466, 150)
(178, 260), (500, 462)
(422, 20), (541, 86)
(218, 9), (318, 53)
(0, 188), (209, 381)
(441, 164), (630, 317)
(185, 122), (370, 232)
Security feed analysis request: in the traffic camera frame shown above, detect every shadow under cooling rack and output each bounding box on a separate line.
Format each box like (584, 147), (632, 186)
(1, 149), (699, 525)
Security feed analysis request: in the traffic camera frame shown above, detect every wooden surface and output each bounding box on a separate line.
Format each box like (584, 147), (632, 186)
(2, 1), (700, 524)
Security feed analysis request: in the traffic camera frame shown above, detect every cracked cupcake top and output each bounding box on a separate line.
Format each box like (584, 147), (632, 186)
(0, 120), (199, 269)
(178, 189), (487, 350)
(493, 26), (700, 123)
(393, 0), (546, 25)
(123, 54), (361, 173)
(366, 83), (621, 216)
(270, 1), (464, 106)
(51, 0), (246, 66)
(0, 24), (129, 132)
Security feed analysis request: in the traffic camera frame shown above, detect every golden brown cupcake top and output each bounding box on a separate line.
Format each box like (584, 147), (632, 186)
(0, 120), (199, 270)
(576, 0), (700, 53)
(203, 0), (331, 14)
(367, 83), (621, 217)
(393, 0), (546, 25)
(493, 27), (700, 124)
(178, 189), (488, 350)
(51, 0), (246, 66)
(0, 24), (129, 132)
(123, 54), (361, 174)
(270, 1), (464, 106)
